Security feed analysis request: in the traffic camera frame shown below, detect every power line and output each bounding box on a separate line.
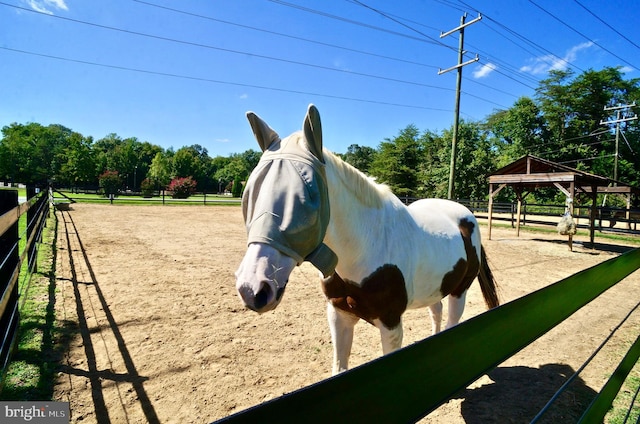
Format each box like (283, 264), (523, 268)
(347, 0), (448, 47)
(136, 0), (525, 101)
(0, 46), (452, 112)
(557, 154), (616, 165)
(527, 0), (640, 70)
(453, 0), (591, 75)
(0, 1), (456, 94)
(533, 139), (612, 158)
(331, 1), (528, 101)
(133, 0), (441, 71)
(572, 0), (640, 53)
(343, 0), (537, 93)
(2, 1), (514, 110)
(267, 0), (446, 47)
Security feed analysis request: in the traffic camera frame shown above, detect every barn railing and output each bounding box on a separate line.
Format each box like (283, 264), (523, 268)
(0, 187), (50, 386)
(214, 247), (640, 423)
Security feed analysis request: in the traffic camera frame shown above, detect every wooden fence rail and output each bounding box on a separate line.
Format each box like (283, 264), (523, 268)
(214, 248), (640, 423)
(0, 187), (50, 385)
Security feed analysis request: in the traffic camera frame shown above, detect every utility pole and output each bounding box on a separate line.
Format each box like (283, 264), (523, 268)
(600, 103), (637, 184)
(439, 13), (481, 200)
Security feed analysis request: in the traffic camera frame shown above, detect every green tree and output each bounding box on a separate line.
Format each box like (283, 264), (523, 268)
(213, 150), (261, 193)
(173, 145), (212, 190)
(486, 97), (547, 167)
(58, 133), (97, 189)
(341, 144), (376, 174)
(444, 121), (496, 200)
(369, 125), (423, 197)
(148, 152), (172, 189)
(210, 155), (232, 193)
(0, 122), (69, 184)
(135, 141), (164, 190)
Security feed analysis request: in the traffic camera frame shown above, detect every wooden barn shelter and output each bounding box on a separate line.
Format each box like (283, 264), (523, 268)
(487, 154), (640, 246)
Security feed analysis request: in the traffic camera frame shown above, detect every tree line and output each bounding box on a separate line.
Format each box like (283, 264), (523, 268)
(344, 67), (639, 203)
(1, 67), (638, 202)
(0, 123), (261, 195)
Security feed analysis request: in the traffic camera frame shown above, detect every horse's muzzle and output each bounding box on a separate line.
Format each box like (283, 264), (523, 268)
(235, 243), (297, 313)
(237, 281), (285, 313)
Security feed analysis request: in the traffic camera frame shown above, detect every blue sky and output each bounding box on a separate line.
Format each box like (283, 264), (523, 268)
(1, 0), (639, 156)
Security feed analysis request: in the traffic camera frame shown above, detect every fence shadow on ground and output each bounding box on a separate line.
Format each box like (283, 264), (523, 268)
(57, 210), (159, 424)
(456, 363), (597, 423)
(532, 238), (637, 255)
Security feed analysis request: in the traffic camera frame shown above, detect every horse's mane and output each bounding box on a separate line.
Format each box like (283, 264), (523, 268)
(323, 150), (394, 209)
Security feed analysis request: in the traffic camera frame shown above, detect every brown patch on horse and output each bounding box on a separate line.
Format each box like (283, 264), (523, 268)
(440, 218), (481, 298)
(321, 265), (407, 328)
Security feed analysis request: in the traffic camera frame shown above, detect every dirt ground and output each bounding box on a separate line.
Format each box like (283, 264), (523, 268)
(51, 203), (640, 423)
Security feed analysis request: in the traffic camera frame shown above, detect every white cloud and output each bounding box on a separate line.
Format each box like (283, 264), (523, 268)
(473, 63), (496, 79)
(619, 66), (635, 74)
(239, 93), (248, 100)
(25, 0), (68, 15)
(333, 58), (351, 72)
(216, 138), (231, 143)
(521, 41), (594, 75)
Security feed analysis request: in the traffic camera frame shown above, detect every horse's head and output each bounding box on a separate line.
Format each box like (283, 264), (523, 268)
(235, 104), (338, 313)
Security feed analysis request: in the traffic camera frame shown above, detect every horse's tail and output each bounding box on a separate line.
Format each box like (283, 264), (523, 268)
(478, 246), (500, 309)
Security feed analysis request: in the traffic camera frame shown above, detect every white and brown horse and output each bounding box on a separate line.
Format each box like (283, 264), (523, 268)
(235, 105), (499, 375)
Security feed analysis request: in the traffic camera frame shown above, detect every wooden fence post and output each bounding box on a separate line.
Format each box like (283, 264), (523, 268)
(26, 186), (37, 271)
(0, 189), (19, 375)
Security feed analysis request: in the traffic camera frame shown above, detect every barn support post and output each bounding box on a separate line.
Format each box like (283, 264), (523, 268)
(486, 183), (506, 240)
(514, 188), (525, 237)
(589, 186), (597, 247)
(487, 183), (494, 240)
(516, 198), (522, 237)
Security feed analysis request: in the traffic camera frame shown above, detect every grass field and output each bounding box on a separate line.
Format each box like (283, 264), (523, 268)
(1, 204), (61, 400)
(52, 190), (241, 206)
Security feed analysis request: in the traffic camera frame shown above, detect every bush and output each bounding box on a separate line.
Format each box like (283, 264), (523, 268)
(167, 176), (197, 199)
(140, 178), (155, 197)
(98, 170), (122, 196)
(231, 177), (243, 198)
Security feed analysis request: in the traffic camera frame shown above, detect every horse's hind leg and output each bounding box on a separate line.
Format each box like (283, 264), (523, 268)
(327, 303), (359, 375)
(428, 301), (443, 334)
(445, 292), (467, 330)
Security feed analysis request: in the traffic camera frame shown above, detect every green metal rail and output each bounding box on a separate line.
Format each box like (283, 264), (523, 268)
(214, 248), (640, 423)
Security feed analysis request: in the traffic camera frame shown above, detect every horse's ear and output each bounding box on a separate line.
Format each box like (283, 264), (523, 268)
(303, 104), (324, 162)
(246, 111), (280, 151)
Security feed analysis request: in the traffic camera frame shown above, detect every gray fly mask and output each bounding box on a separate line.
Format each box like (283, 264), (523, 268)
(242, 105), (338, 277)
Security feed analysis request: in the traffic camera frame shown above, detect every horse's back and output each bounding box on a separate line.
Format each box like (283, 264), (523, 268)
(408, 198), (478, 236)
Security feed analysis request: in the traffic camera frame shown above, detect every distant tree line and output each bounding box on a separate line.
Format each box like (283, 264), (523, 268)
(1, 67), (638, 202)
(0, 123), (261, 195)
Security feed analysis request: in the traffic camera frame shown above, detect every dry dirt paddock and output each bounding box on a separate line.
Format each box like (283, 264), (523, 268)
(52, 203), (640, 423)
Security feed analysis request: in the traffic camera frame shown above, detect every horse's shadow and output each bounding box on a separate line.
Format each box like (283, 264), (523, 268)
(454, 363), (597, 423)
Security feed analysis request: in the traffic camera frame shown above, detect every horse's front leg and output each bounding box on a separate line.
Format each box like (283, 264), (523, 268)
(327, 303), (359, 375)
(375, 319), (404, 355)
